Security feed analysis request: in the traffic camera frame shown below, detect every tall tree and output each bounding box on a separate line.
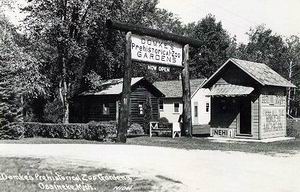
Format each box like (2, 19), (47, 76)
(185, 14), (236, 78)
(0, 14), (48, 127)
(23, 0), (121, 123)
(238, 25), (288, 76)
(285, 35), (300, 116)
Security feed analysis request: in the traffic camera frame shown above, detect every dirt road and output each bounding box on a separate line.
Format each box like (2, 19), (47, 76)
(0, 144), (299, 192)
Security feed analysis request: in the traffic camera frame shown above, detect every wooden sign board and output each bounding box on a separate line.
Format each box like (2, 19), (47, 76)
(210, 128), (235, 138)
(131, 34), (183, 67)
(260, 95), (286, 133)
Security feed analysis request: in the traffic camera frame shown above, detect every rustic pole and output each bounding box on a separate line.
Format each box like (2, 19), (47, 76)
(106, 20), (202, 47)
(181, 44), (192, 137)
(117, 31), (132, 143)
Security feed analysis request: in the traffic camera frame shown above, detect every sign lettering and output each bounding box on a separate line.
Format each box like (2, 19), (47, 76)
(210, 128), (235, 138)
(261, 95), (286, 106)
(261, 108), (285, 132)
(131, 34), (183, 66)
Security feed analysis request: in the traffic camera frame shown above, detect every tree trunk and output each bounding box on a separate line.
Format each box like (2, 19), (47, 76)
(181, 44), (192, 137)
(62, 57), (69, 124)
(117, 32), (132, 143)
(287, 60), (293, 116)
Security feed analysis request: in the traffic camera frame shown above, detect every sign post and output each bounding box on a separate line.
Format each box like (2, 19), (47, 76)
(117, 32), (132, 143)
(182, 44), (192, 137)
(107, 20), (201, 142)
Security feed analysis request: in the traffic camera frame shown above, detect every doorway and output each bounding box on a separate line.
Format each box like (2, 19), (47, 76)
(239, 97), (251, 135)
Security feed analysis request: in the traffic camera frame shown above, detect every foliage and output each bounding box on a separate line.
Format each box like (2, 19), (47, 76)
(0, 123), (25, 140)
(287, 119), (300, 138)
(186, 14), (236, 78)
(236, 25), (288, 75)
(21, 0), (185, 122)
(0, 14), (48, 127)
(159, 117), (169, 124)
(127, 123), (144, 136)
(43, 97), (64, 123)
(19, 121), (117, 141)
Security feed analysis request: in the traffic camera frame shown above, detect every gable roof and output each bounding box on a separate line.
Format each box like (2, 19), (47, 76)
(153, 78), (207, 98)
(81, 77), (164, 96)
(207, 84), (254, 97)
(202, 58), (296, 88)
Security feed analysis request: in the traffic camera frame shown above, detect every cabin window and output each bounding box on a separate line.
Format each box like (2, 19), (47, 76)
(103, 103), (110, 115)
(194, 105), (198, 117)
(174, 102), (180, 113)
(138, 103), (144, 115)
(159, 100), (164, 111)
(206, 103), (209, 112)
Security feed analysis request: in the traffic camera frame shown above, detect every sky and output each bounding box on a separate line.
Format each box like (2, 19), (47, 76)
(2, 0), (300, 44)
(157, 0), (300, 43)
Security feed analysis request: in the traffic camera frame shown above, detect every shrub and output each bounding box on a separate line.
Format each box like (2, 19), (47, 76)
(127, 123), (144, 136)
(19, 121), (117, 141)
(0, 123), (25, 140)
(159, 117), (169, 124)
(287, 119), (300, 138)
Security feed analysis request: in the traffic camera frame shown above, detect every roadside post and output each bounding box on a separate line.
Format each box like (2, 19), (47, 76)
(106, 20), (201, 142)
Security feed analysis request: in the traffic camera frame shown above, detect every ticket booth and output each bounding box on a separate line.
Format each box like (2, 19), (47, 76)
(202, 58), (296, 140)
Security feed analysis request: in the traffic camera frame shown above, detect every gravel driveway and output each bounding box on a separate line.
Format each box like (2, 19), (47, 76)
(0, 144), (299, 192)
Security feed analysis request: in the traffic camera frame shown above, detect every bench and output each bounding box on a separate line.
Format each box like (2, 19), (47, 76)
(149, 121), (181, 138)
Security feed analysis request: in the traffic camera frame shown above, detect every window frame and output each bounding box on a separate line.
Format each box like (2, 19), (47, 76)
(206, 102), (210, 113)
(174, 102), (180, 113)
(102, 103), (110, 115)
(159, 100), (164, 111)
(138, 102), (144, 115)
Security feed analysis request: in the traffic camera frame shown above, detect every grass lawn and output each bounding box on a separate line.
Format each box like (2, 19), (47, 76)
(127, 136), (300, 155)
(0, 136), (300, 155)
(0, 156), (153, 192)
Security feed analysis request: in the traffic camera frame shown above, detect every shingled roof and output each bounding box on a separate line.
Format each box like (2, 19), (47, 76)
(153, 79), (207, 98)
(81, 77), (144, 95)
(202, 58), (296, 88)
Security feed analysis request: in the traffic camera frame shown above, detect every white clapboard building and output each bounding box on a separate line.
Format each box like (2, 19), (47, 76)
(154, 79), (211, 134)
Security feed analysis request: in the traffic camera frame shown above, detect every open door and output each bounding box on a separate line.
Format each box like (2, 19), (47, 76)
(239, 97), (251, 135)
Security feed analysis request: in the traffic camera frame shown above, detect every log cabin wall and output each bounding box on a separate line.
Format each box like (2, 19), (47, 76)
(70, 79), (161, 126)
(70, 95), (119, 123)
(84, 95), (118, 122)
(130, 85), (159, 126)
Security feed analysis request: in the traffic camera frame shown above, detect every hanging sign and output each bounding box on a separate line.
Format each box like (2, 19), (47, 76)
(131, 34), (183, 67)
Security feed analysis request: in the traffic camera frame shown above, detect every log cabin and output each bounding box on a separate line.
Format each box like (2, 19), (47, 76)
(202, 58), (296, 139)
(70, 77), (164, 127)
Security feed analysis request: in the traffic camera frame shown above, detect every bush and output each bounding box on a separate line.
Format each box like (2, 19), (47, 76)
(15, 121), (117, 141)
(0, 123), (25, 140)
(287, 119), (300, 138)
(127, 123), (144, 136)
(159, 117), (169, 124)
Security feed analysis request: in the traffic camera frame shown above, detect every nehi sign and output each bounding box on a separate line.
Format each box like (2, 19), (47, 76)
(131, 34), (183, 67)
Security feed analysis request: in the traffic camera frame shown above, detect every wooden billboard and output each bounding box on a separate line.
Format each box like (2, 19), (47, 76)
(131, 34), (183, 67)
(106, 20), (199, 142)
